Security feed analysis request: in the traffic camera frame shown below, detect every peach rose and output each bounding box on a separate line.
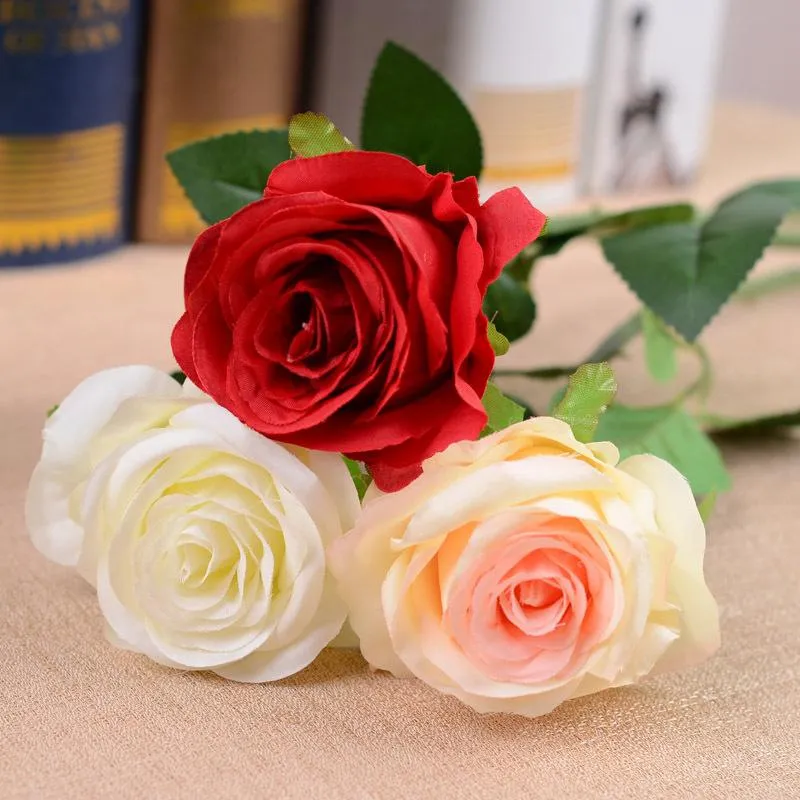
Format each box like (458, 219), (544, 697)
(329, 417), (719, 717)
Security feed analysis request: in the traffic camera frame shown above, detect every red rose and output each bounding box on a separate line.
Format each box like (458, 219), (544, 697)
(172, 151), (544, 490)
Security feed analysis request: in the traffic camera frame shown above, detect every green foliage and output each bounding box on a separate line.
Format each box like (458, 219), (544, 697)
(594, 203), (696, 235)
(504, 393), (536, 420)
(595, 404), (731, 495)
(701, 409), (800, 435)
(483, 272), (536, 342)
(503, 245), (540, 284)
(552, 363), (617, 443)
(167, 129), (291, 224)
(170, 370), (187, 385)
(487, 321), (510, 356)
(344, 458), (371, 502)
(481, 382), (526, 436)
(641, 308), (680, 383)
(697, 491), (718, 523)
(529, 204), (695, 262)
(361, 42), (483, 180)
(289, 112), (354, 157)
(602, 180), (800, 341)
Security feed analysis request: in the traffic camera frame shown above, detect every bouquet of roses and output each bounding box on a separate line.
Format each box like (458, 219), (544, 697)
(27, 44), (798, 718)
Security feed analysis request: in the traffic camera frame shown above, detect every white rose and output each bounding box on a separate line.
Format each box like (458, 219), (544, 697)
(27, 366), (359, 681)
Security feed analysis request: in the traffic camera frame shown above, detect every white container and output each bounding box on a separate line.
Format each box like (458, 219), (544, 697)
(581, 0), (729, 195)
(312, 0), (603, 208)
(451, 0), (602, 209)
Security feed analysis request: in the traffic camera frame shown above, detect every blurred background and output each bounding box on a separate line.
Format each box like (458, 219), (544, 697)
(0, 0), (798, 267)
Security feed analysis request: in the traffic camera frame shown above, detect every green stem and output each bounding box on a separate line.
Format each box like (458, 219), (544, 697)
(771, 232), (800, 248)
(585, 312), (643, 362)
(674, 343), (713, 407)
(493, 312), (643, 381)
(736, 266), (800, 300)
(493, 365), (580, 380)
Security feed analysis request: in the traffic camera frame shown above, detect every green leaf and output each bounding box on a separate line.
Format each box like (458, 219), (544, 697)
(641, 308), (679, 383)
(46, 404), (59, 418)
(595, 404), (731, 495)
(343, 457), (371, 502)
(289, 112), (354, 157)
(170, 370), (187, 385)
(593, 203), (696, 236)
(548, 386), (567, 415)
(166, 129), (291, 224)
(487, 320), (510, 356)
(361, 42), (483, 180)
(503, 246), (540, 283)
(483, 272), (536, 342)
(503, 393), (536, 420)
(697, 491), (718, 523)
(601, 180), (800, 341)
(552, 363), (617, 442)
(530, 204), (695, 261)
(700, 409), (800, 435)
(481, 382), (525, 435)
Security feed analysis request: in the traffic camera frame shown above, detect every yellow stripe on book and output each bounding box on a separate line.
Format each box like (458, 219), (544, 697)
(0, 188), (122, 213)
(0, 209), (120, 254)
(184, 0), (291, 20)
(0, 193), (120, 215)
(0, 167), (121, 186)
(159, 114), (286, 237)
(482, 161), (574, 181)
(0, 125), (124, 223)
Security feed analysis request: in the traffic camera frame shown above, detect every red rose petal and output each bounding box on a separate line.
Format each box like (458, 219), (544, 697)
(477, 187), (547, 279)
(266, 151), (434, 207)
(171, 313), (200, 386)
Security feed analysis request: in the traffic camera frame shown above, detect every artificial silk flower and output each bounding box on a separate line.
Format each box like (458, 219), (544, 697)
(329, 417), (720, 718)
(172, 150), (546, 491)
(26, 366), (359, 681)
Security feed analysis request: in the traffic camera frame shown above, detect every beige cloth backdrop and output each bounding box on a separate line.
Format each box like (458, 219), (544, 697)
(1, 105), (798, 799)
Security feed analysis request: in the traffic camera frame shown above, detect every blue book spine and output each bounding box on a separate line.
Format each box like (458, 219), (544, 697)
(0, 0), (143, 266)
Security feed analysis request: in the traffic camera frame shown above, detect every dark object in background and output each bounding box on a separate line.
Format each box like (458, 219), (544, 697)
(136, 0), (305, 244)
(0, 0), (144, 267)
(613, 6), (678, 190)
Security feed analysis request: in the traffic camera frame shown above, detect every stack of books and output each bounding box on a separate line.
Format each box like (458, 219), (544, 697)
(0, 0), (728, 266)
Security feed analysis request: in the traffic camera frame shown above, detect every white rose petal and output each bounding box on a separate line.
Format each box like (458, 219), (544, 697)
(26, 366), (182, 568)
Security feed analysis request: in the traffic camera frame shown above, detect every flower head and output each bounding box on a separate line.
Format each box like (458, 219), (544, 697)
(27, 367), (359, 681)
(330, 417), (719, 717)
(172, 151), (545, 490)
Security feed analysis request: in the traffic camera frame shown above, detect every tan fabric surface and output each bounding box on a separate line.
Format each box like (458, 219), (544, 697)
(1, 104), (799, 799)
